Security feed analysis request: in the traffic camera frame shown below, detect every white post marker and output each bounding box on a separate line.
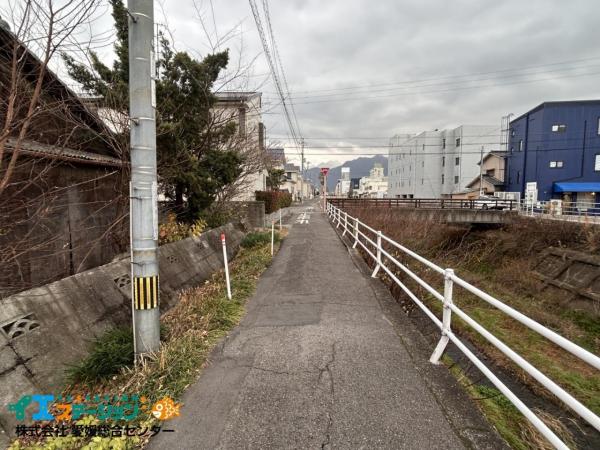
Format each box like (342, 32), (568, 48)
(271, 220), (275, 256)
(221, 233), (232, 300)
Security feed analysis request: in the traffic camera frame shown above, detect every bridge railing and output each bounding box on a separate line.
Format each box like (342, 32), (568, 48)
(329, 197), (516, 211)
(519, 200), (600, 224)
(326, 201), (600, 450)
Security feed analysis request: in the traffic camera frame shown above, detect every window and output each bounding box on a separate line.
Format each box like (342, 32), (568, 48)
(421, 178), (424, 185)
(442, 156), (445, 167)
(456, 138), (461, 147)
(454, 175), (459, 184)
(511, 129), (515, 137)
(510, 146), (514, 153)
(519, 140), (523, 151)
(455, 157), (460, 165)
(516, 171), (521, 184)
(597, 118), (600, 135)
(422, 144), (425, 151)
(550, 161), (556, 168)
(442, 138), (446, 149)
(596, 154), (600, 171)
(549, 161), (564, 168)
(551, 124), (567, 133)
(441, 174), (445, 184)
(421, 161), (425, 168)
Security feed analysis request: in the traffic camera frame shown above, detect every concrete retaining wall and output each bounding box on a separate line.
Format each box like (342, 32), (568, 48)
(533, 247), (600, 316)
(0, 222), (246, 440)
(265, 205), (296, 227)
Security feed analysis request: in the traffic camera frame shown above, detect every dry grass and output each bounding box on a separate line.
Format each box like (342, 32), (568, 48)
(345, 207), (600, 449)
(10, 233), (284, 450)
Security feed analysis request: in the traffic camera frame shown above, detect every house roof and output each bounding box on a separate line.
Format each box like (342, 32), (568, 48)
(466, 174), (504, 189)
(478, 151), (507, 165)
(4, 138), (125, 167)
(511, 100), (600, 124)
(214, 91), (262, 107)
(284, 163), (300, 172)
(0, 27), (119, 159)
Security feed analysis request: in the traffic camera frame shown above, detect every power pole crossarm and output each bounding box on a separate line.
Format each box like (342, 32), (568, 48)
(128, 0), (160, 357)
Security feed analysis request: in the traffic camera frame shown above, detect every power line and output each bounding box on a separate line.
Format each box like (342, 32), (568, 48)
(265, 69), (600, 105)
(248, 0), (301, 151)
(262, 55), (600, 95)
(265, 63), (600, 101)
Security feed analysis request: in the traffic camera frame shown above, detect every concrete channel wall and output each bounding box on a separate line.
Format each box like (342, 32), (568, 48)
(0, 222), (246, 439)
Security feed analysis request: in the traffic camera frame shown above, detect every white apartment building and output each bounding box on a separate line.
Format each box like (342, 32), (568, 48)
(334, 167), (351, 197)
(358, 163), (388, 198)
(213, 91), (267, 201)
(388, 125), (498, 198)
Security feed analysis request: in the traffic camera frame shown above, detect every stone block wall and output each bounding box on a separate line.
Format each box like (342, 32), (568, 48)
(0, 222), (245, 441)
(533, 247), (600, 316)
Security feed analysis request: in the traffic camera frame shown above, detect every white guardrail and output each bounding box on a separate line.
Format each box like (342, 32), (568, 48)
(519, 200), (600, 224)
(326, 201), (600, 450)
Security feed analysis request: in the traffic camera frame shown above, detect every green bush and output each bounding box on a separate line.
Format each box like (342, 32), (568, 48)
(255, 191), (293, 214)
(66, 328), (134, 383)
(241, 231), (281, 248)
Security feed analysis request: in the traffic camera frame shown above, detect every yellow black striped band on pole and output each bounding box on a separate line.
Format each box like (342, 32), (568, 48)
(133, 275), (159, 310)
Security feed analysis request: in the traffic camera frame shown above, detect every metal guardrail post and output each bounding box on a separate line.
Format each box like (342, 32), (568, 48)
(342, 212), (348, 236)
(371, 231), (382, 278)
(430, 268), (454, 364)
(353, 217), (359, 248)
(336, 208), (342, 228)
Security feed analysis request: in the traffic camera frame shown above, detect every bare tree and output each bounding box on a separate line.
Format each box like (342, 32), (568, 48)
(0, 0), (129, 297)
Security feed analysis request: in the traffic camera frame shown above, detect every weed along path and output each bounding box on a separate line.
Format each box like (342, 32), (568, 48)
(150, 202), (506, 449)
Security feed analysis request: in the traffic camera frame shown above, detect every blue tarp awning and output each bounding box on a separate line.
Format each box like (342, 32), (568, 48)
(554, 182), (600, 193)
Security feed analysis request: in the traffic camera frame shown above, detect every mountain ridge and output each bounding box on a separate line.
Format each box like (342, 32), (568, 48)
(305, 155), (388, 192)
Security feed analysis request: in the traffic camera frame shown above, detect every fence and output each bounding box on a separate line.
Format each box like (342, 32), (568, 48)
(519, 200), (600, 224)
(329, 197), (516, 211)
(326, 201), (600, 450)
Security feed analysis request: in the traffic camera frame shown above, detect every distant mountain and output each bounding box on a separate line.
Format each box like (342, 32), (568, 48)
(305, 155), (388, 192)
(317, 160), (342, 169)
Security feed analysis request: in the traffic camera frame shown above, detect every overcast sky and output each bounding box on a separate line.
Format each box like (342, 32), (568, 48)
(3, 0), (600, 167)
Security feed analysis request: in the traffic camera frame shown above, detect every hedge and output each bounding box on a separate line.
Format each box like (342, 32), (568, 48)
(255, 190), (293, 214)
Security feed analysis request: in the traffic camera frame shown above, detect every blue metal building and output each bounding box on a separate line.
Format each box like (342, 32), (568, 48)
(505, 100), (600, 203)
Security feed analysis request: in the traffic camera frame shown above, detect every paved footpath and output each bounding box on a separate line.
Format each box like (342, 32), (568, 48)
(150, 202), (506, 449)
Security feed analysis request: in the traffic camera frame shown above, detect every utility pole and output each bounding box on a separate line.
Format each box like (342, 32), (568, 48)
(128, 0), (160, 357)
(479, 145), (484, 197)
(300, 138), (304, 203)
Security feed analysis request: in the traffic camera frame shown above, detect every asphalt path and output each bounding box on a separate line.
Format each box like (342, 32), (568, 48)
(150, 201), (506, 449)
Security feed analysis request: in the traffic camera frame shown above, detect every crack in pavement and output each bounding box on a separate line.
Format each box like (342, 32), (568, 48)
(318, 343), (336, 449)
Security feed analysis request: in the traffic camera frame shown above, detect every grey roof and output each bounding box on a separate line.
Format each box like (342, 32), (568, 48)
(466, 174), (504, 189)
(5, 138), (125, 167)
(284, 163), (300, 172)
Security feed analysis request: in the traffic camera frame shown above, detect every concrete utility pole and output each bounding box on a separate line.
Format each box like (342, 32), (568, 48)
(479, 145), (484, 197)
(300, 138), (305, 203)
(128, 0), (160, 357)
